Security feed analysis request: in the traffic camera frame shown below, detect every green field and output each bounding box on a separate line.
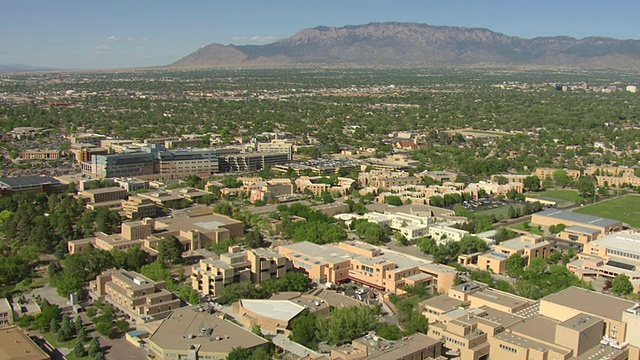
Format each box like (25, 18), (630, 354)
(574, 195), (640, 228)
(527, 189), (586, 206)
(475, 203), (527, 221)
(508, 222), (544, 235)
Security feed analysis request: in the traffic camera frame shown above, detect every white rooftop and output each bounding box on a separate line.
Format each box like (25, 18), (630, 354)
(240, 299), (305, 322)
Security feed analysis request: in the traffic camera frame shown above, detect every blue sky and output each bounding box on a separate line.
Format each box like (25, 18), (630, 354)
(2, 0), (639, 69)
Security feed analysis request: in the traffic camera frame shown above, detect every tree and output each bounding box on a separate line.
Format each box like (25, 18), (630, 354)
(523, 176), (541, 192)
(288, 310), (318, 349)
(552, 170), (571, 187)
(376, 323), (402, 340)
(575, 176), (595, 198)
(494, 227), (516, 244)
(213, 202), (233, 216)
(179, 284), (201, 305)
(157, 236), (183, 264)
(611, 274), (633, 296)
(505, 253), (526, 278)
(384, 195), (403, 206)
(88, 337), (101, 357)
(244, 230), (265, 248)
(72, 338), (87, 357)
(228, 347), (254, 360)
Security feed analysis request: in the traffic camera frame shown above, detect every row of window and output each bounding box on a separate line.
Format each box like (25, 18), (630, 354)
(499, 343), (517, 353)
(607, 249), (640, 260)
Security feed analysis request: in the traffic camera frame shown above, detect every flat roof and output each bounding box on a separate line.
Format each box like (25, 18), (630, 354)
(564, 226), (601, 235)
(0, 326), (50, 360)
(149, 307), (267, 355)
(535, 209), (621, 228)
(239, 299), (305, 322)
(421, 295), (463, 312)
(494, 331), (569, 355)
(469, 288), (533, 310)
(0, 176), (61, 189)
(81, 186), (125, 194)
(541, 287), (634, 321)
(507, 315), (559, 345)
(592, 233), (640, 257)
(558, 312), (603, 332)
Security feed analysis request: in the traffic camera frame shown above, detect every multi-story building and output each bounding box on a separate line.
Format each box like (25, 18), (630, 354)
(191, 246), (290, 297)
(534, 167), (581, 181)
(86, 152), (155, 179)
(0, 326), (50, 360)
(458, 235), (551, 274)
(256, 139), (293, 160)
(0, 175), (67, 196)
(121, 195), (157, 219)
(21, 149), (60, 160)
(89, 269), (181, 322)
(70, 132), (106, 146)
(69, 143), (109, 163)
(330, 332), (442, 360)
(68, 211), (244, 255)
(0, 298), (14, 326)
(220, 152), (289, 172)
(278, 240), (457, 294)
(531, 209), (624, 239)
(148, 306), (268, 360)
(78, 186), (128, 204)
(567, 233), (640, 291)
(155, 149), (219, 180)
(423, 283), (640, 360)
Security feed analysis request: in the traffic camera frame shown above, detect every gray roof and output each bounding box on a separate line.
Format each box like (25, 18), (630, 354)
(0, 176), (60, 189)
(541, 287), (634, 321)
(535, 209), (621, 228)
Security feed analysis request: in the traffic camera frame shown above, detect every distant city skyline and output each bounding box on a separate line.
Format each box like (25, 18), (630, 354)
(2, 0), (640, 70)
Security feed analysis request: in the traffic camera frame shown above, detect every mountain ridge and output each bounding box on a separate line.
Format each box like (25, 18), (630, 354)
(170, 22), (640, 69)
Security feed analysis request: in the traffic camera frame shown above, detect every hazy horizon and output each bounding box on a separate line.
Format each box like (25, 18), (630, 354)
(3, 0), (640, 70)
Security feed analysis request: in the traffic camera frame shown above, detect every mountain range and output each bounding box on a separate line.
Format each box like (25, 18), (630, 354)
(170, 22), (640, 69)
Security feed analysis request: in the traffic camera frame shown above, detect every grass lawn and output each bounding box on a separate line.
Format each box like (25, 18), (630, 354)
(475, 203), (527, 221)
(574, 195), (640, 228)
(527, 189), (586, 206)
(41, 332), (92, 360)
(509, 222), (544, 236)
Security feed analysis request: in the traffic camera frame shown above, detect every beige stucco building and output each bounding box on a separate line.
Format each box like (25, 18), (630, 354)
(278, 240), (457, 294)
(458, 235), (551, 274)
(90, 269), (181, 322)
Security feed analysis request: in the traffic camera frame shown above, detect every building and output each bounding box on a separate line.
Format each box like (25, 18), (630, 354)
(121, 195), (158, 219)
(68, 211), (244, 255)
(148, 306), (268, 360)
(0, 326), (50, 360)
(0, 176), (66, 196)
(89, 269), (181, 322)
(422, 284), (639, 360)
(236, 298), (327, 336)
(0, 298), (14, 326)
(534, 168), (581, 181)
(531, 209), (624, 239)
(155, 149), (219, 180)
(85, 152), (155, 179)
(69, 143), (109, 163)
(458, 235), (551, 274)
(220, 152), (289, 172)
(330, 332), (441, 360)
(70, 133), (106, 146)
(21, 149), (60, 160)
(191, 246), (290, 297)
(278, 241), (457, 294)
(567, 233), (640, 291)
(78, 186), (128, 204)
(256, 139), (293, 160)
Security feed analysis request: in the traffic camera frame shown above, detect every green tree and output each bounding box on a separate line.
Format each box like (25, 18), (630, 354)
(611, 274), (633, 296)
(289, 310), (318, 349)
(384, 195), (403, 206)
(244, 230), (265, 248)
(552, 170), (571, 187)
(88, 337), (101, 357)
(505, 253), (526, 278)
(575, 176), (596, 198)
(72, 338), (87, 357)
(213, 202), (233, 216)
(376, 323), (402, 340)
(157, 236), (184, 264)
(178, 284), (201, 305)
(523, 176), (541, 192)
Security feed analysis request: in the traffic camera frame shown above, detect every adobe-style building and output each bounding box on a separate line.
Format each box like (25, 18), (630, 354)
(68, 211), (244, 255)
(191, 246), (290, 298)
(458, 235), (551, 274)
(330, 332), (442, 360)
(422, 284), (640, 360)
(148, 306), (268, 360)
(0, 298), (14, 326)
(89, 269), (181, 322)
(121, 195), (158, 219)
(235, 298), (329, 336)
(567, 233), (640, 291)
(277, 240), (457, 294)
(0, 326), (50, 360)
